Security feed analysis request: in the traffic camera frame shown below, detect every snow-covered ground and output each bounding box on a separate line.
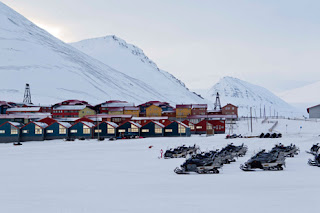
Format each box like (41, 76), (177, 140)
(1, 118), (320, 213)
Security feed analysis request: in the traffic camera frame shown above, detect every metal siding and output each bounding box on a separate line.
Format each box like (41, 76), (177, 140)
(20, 123), (44, 142)
(309, 106), (320, 118)
(0, 123), (20, 143)
(45, 122), (68, 140)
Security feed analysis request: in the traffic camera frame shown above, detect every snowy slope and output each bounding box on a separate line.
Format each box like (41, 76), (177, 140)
(0, 2), (206, 106)
(279, 81), (320, 110)
(205, 77), (303, 117)
(70, 36), (209, 106)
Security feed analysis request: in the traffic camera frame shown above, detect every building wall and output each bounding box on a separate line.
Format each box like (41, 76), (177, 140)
(20, 123), (45, 142)
(93, 122), (116, 138)
(117, 122), (140, 137)
(108, 111), (123, 115)
(164, 122), (191, 137)
(309, 106), (320, 118)
(69, 123), (93, 139)
(176, 108), (191, 119)
(222, 104), (238, 117)
(140, 122), (164, 137)
(0, 123), (20, 143)
(79, 107), (96, 118)
(45, 123), (68, 140)
(146, 105), (162, 117)
(124, 110), (139, 117)
(191, 108), (207, 116)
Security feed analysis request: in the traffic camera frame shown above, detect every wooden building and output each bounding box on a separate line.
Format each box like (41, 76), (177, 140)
(45, 122), (71, 140)
(93, 121), (118, 138)
(307, 105), (320, 118)
(68, 121), (95, 139)
(0, 121), (23, 143)
(20, 122), (48, 142)
(117, 121), (141, 137)
(146, 105), (162, 117)
(222, 104), (238, 118)
(164, 121), (191, 137)
(140, 121), (165, 137)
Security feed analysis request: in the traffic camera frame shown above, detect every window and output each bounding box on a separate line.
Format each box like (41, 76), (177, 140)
(207, 123), (212, 130)
(196, 126), (202, 129)
(0, 130), (5, 134)
(165, 129), (172, 133)
(118, 129), (125, 133)
(155, 125), (162, 134)
(47, 130), (54, 134)
(70, 130), (77, 133)
(107, 125), (115, 134)
(189, 124), (195, 130)
(35, 126), (42, 135)
(178, 124), (186, 134)
(142, 129), (149, 133)
(22, 130), (29, 134)
(130, 124), (139, 132)
(59, 126), (66, 134)
(95, 129), (102, 133)
(83, 126), (91, 134)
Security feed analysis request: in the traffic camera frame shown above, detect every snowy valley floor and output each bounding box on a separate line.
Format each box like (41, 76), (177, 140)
(1, 118), (320, 213)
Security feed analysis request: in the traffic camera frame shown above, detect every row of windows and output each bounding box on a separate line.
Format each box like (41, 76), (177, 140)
(0, 129), (18, 135)
(53, 110), (79, 113)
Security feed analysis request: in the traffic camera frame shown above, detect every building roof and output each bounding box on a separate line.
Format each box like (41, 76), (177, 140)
(0, 113), (51, 119)
(192, 104), (207, 109)
(87, 114), (132, 119)
(175, 121), (189, 128)
(307, 104), (320, 113)
(6, 107), (41, 112)
(81, 121), (95, 128)
(223, 103), (238, 108)
(7, 121), (23, 128)
(187, 115), (236, 119)
(176, 104), (192, 109)
(128, 121), (142, 128)
(33, 122), (49, 128)
(105, 121), (119, 128)
(57, 122), (72, 128)
(54, 105), (87, 110)
(0, 101), (13, 107)
(108, 107), (124, 112)
(101, 102), (134, 108)
(131, 116), (169, 121)
(152, 121), (165, 128)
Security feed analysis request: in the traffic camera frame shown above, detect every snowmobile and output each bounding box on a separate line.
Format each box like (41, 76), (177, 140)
(164, 145), (199, 159)
(306, 143), (320, 155)
(240, 149), (286, 171)
(271, 143), (299, 157)
(174, 151), (222, 174)
(217, 147), (237, 164)
(308, 152), (320, 167)
(259, 133), (265, 138)
(271, 133), (278, 138)
(264, 133), (271, 138)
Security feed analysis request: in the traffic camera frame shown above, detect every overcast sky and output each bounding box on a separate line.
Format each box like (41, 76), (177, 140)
(2, 0), (320, 93)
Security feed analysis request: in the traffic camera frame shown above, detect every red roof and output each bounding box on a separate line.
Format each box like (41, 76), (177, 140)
(75, 117), (94, 123)
(38, 117), (57, 125)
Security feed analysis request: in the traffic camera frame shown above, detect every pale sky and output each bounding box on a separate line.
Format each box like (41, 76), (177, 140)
(2, 0), (320, 93)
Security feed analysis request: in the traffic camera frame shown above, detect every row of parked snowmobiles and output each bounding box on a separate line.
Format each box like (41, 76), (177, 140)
(164, 145), (200, 159)
(240, 143), (299, 171)
(173, 143), (248, 174)
(226, 134), (243, 139)
(259, 133), (282, 138)
(307, 143), (320, 167)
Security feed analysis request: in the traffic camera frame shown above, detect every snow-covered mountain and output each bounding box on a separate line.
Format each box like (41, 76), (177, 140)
(70, 36), (209, 106)
(0, 2), (207, 106)
(204, 77), (303, 117)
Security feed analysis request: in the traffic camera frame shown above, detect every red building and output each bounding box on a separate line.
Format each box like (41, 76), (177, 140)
(52, 105), (87, 118)
(194, 119), (225, 134)
(53, 100), (92, 108)
(222, 104), (238, 118)
(191, 104), (207, 115)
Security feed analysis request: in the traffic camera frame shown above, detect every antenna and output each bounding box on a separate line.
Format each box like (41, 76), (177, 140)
(23, 83), (32, 104)
(214, 92), (221, 111)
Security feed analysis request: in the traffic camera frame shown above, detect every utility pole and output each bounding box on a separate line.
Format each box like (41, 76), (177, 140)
(250, 107), (253, 133)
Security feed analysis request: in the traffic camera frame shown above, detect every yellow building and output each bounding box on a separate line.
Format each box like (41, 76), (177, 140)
(78, 107), (96, 118)
(176, 105), (192, 119)
(146, 105), (162, 117)
(124, 107), (140, 117)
